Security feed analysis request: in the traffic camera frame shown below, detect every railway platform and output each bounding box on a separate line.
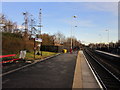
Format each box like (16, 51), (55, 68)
(96, 50), (120, 58)
(72, 50), (100, 88)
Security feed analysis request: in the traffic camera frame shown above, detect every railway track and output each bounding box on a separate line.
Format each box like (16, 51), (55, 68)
(83, 48), (120, 89)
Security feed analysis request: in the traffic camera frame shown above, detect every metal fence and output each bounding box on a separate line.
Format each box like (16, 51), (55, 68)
(41, 45), (71, 53)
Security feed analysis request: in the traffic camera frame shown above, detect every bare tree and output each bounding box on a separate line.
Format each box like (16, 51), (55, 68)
(0, 14), (6, 32)
(54, 32), (66, 45)
(0, 13), (19, 33)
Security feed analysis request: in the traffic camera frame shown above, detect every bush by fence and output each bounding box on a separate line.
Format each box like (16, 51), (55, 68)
(2, 32), (34, 54)
(41, 45), (71, 53)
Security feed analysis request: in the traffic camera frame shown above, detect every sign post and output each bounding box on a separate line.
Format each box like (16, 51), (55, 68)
(34, 38), (36, 59)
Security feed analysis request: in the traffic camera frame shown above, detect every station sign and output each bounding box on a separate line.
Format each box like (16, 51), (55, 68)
(35, 38), (42, 42)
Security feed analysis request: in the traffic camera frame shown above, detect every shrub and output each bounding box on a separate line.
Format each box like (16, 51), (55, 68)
(2, 32), (34, 55)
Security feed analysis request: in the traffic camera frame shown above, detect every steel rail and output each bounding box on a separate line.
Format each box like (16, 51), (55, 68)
(83, 49), (120, 89)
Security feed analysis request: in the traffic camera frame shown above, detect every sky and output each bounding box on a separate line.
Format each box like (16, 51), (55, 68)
(1, 0), (119, 2)
(1, 2), (118, 45)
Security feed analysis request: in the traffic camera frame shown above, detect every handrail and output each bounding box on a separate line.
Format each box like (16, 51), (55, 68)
(0, 54), (20, 64)
(0, 54), (16, 58)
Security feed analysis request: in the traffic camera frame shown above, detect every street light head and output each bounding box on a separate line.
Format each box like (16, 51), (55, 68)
(73, 15), (77, 18)
(23, 12), (26, 15)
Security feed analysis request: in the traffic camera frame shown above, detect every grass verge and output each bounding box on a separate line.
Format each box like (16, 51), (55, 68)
(2, 51), (59, 63)
(25, 51), (58, 60)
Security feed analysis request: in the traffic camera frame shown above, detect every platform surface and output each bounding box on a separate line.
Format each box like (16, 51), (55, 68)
(72, 51), (100, 88)
(96, 50), (120, 58)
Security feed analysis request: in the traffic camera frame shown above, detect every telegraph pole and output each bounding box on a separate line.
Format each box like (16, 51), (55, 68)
(23, 12), (28, 34)
(23, 12), (29, 49)
(30, 15), (36, 59)
(30, 15), (35, 37)
(39, 9), (42, 56)
(39, 9), (42, 36)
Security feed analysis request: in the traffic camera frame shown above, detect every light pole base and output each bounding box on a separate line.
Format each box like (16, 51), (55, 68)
(70, 48), (72, 54)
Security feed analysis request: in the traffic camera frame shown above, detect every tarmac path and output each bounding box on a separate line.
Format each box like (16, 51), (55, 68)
(2, 53), (77, 88)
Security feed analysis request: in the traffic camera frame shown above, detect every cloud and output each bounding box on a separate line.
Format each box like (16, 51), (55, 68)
(84, 2), (118, 16)
(78, 20), (96, 27)
(1, 0), (119, 2)
(61, 18), (96, 28)
(17, 25), (25, 29)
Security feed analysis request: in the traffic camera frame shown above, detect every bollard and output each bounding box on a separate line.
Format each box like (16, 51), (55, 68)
(19, 50), (26, 61)
(70, 48), (72, 54)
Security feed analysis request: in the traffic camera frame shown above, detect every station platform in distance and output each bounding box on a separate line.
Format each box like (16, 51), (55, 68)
(72, 51), (101, 88)
(96, 50), (120, 58)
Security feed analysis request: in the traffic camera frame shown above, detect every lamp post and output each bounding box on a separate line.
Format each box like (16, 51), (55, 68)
(73, 26), (77, 47)
(99, 34), (102, 43)
(105, 30), (109, 50)
(98, 34), (102, 50)
(70, 15), (77, 54)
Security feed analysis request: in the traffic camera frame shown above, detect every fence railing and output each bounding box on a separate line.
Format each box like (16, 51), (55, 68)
(0, 54), (20, 64)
